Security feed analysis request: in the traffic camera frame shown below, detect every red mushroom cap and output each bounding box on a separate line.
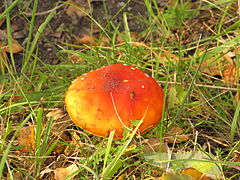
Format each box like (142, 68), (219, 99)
(65, 64), (164, 138)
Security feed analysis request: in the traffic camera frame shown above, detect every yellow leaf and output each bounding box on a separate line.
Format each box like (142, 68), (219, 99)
(18, 126), (35, 152)
(182, 168), (213, 180)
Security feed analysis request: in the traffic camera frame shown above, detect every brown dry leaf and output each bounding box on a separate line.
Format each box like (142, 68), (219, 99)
(229, 149), (240, 170)
(47, 108), (72, 155)
(11, 89), (33, 102)
(0, 50), (8, 71)
(222, 63), (236, 83)
(47, 108), (72, 136)
(182, 168), (213, 180)
(154, 49), (183, 68)
(68, 53), (85, 63)
(0, 30), (23, 53)
(54, 163), (78, 180)
(47, 108), (66, 121)
(200, 49), (239, 84)
(75, 34), (96, 45)
(200, 57), (222, 76)
(143, 137), (169, 153)
(157, 172), (194, 180)
(234, 92), (239, 105)
(116, 32), (138, 44)
(17, 126), (35, 152)
(39, 168), (54, 179)
(117, 173), (127, 180)
(66, 0), (91, 18)
(164, 126), (190, 143)
(221, 54), (237, 83)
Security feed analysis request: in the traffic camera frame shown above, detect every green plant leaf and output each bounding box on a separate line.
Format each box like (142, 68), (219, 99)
(143, 150), (222, 178)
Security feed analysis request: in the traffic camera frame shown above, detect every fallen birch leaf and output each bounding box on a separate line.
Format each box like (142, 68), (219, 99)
(182, 168), (213, 180)
(17, 126), (35, 152)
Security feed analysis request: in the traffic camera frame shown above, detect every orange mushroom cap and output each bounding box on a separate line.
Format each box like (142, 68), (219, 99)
(65, 64), (164, 138)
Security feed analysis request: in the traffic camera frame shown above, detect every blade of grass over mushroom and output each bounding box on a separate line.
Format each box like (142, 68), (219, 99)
(230, 102), (240, 142)
(22, 10), (56, 72)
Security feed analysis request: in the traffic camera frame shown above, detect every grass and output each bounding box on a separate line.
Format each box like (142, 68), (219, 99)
(0, 0), (240, 179)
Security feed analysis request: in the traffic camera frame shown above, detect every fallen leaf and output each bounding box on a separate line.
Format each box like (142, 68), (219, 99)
(54, 163), (79, 180)
(47, 108), (72, 155)
(158, 173), (193, 180)
(222, 63), (236, 84)
(11, 89), (33, 102)
(47, 108), (72, 137)
(143, 137), (169, 153)
(66, 0), (91, 18)
(182, 168), (213, 180)
(158, 49), (179, 64)
(164, 126), (190, 143)
(0, 50), (8, 71)
(75, 34), (96, 45)
(229, 149), (240, 170)
(17, 126), (35, 152)
(117, 173), (127, 180)
(199, 46), (239, 84)
(68, 53), (86, 63)
(234, 92), (239, 106)
(47, 108), (66, 121)
(0, 30), (23, 53)
(39, 168), (54, 179)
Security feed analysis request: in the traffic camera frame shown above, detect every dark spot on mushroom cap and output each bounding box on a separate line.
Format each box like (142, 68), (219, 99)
(130, 91), (135, 99)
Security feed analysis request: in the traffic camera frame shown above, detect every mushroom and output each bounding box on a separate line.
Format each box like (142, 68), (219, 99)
(65, 64), (164, 138)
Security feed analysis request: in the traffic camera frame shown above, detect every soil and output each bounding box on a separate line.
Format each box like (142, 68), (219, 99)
(0, 0), (159, 66)
(1, 0), (230, 67)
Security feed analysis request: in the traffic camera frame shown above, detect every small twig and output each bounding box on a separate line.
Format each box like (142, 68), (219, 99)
(23, 4), (65, 17)
(202, 134), (229, 147)
(158, 80), (239, 91)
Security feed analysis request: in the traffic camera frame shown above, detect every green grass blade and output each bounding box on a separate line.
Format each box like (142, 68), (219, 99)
(0, 114), (32, 178)
(101, 120), (143, 178)
(0, 0), (20, 20)
(35, 108), (43, 155)
(230, 102), (240, 142)
(22, 10), (56, 72)
(103, 130), (115, 170)
(23, 0), (38, 67)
